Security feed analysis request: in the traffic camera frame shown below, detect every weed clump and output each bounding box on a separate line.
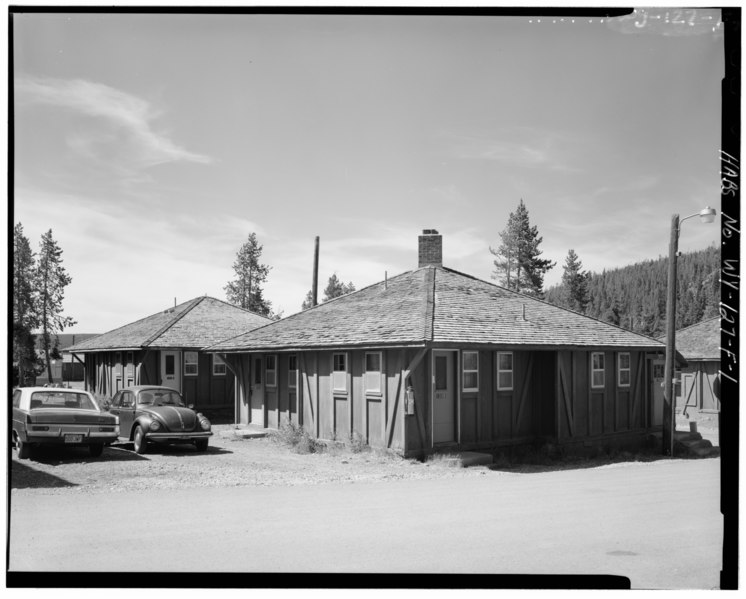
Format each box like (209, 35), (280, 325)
(271, 423), (323, 454)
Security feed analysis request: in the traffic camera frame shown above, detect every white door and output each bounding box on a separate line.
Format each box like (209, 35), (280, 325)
(433, 350), (456, 444)
(161, 350), (181, 392)
(651, 359), (664, 426)
(251, 354), (265, 427)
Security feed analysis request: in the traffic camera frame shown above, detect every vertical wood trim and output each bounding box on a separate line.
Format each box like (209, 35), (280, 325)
(514, 352), (534, 430)
(387, 366), (402, 447)
(314, 352), (320, 438)
(348, 355), (353, 439)
(560, 355), (574, 437)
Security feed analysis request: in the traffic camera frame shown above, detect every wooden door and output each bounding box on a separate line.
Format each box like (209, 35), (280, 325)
(251, 354), (265, 426)
(650, 358), (664, 426)
(160, 351), (181, 392)
(433, 350), (456, 444)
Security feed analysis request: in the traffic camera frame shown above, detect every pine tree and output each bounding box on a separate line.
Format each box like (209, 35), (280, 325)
(323, 274), (356, 302)
(301, 289), (315, 310)
(224, 233), (273, 316)
(559, 249), (589, 313)
(13, 223), (40, 385)
(36, 229), (76, 384)
(490, 199), (555, 297)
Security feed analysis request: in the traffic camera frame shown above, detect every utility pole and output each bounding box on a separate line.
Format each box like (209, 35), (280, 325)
(312, 236), (320, 307)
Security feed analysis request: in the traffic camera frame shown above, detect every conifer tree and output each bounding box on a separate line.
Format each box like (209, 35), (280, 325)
(225, 233), (273, 316)
(559, 249), (589, 313)
(490, 199), (555, 297)
(13, 223), (40, 385)
(323, 274), (356, 302)
(36, 229), (76, 384)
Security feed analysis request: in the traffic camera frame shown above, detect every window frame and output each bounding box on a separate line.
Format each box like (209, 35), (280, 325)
(265, 354), (277, 388)
(618, 352), (631, 388)
(496, 352), (514, 391)
(591, 352), (606, 389)
(288, 355), (298, 389)
(462, 351), (479, 392)
(364, 351), (382, 394)
(332, 352), (348, 393)
(184, 351), (199, 376)
(213, 354), (227, 376)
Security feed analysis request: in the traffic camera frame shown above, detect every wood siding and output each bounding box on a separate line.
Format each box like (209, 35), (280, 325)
(558, 350), (647, 441)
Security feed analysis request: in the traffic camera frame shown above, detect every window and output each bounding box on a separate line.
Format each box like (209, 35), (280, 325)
(365, 352), (382, 393)
(213, 354), (227, 376)
(591, 352), (605, 389)
(288, 355), (298, 389)
(618, 353), (631, 387)
(126, 352), (134, 377)
(115, 352), (123, 376)
(333, 353), (347, 392)
(266, 355), (277, 387)
(165, 354), (175, 376)
(497, 352), (513, 391)
(184, 351), (199, 376)
(254, 357), (262, 384)
(462, 351), (479, 392)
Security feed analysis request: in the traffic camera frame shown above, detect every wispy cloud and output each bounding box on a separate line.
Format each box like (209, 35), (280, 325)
(441, 128), (583, 173)
(15, 76), (212, 170)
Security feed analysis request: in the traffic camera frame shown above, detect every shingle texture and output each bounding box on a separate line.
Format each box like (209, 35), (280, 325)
(209, 266), (664, 352)
(659, 317), (720, 361)
(67, 297), (272, 352)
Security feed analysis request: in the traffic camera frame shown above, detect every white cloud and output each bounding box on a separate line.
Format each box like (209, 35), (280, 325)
(15, 76), (212, 169)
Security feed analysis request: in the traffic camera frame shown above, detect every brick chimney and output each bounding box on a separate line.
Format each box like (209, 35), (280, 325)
(418, 229), (442, 267)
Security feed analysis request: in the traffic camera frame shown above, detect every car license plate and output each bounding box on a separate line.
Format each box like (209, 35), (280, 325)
(65, 434), (83, 444)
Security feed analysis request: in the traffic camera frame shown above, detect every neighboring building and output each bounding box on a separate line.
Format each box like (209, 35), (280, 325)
(34, 333), (99, 385)
(207, 230), (674, 457)
(67, 296), (272, 411)
(660, 317), (720, 413)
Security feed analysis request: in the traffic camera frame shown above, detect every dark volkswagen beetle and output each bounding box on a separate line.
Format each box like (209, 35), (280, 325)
(108, 386), (212, 454)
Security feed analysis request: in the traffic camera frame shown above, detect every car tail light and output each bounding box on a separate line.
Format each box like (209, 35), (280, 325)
(31, 425), (49, 431)
(99, 426), (115, 432)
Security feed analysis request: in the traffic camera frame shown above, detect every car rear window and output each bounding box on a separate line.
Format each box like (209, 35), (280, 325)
(30, 391), (98, 411)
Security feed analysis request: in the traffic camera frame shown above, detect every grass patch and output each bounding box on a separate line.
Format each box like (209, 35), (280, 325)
(270, 423), (323, 454)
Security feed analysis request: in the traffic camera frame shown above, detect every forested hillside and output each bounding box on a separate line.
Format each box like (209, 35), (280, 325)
(545, 246), (720, 338)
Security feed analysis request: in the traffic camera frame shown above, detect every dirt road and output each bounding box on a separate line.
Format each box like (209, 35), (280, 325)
(9, 458), (721, 589)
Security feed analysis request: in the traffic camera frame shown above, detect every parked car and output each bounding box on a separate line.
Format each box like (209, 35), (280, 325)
(107, 386), (212, 454)
(12, 387), (120, 459)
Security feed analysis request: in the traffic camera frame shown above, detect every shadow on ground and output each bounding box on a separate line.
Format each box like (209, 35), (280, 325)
(10, 460), (78, 490)
(113, 442), (232, 457)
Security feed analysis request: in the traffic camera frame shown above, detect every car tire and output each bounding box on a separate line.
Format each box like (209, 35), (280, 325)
(89, 443), (104, 457)
(133, 426), (147, 455)
(16, 434), (31, 460)
(195, 439), (208, 452)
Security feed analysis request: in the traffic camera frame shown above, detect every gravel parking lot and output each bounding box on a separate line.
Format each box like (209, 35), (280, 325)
(11, 415), (719, 496)
(10, 425), (488, 495)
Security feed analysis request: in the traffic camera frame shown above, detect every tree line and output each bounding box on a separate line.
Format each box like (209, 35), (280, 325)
(545, 245), (720, 337)
(488, 199), (719, 338)
(13, 224), (76, 385)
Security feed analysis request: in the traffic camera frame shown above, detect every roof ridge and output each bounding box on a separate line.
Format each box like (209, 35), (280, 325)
(424, 267), (436, 341)
(202, 295), (275, 321)
(674, 315), (721, 335)
(142, 296), (205, 347)
(438, 266), (665, 346)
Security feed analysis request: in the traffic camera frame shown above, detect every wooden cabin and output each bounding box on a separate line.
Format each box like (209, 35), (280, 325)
(208, 230), (670, 457)
(663, 317), (721, 414)
(66, 296), (272, 412)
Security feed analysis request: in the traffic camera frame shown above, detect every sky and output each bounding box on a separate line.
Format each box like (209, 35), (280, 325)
(11, 8), (725, 334)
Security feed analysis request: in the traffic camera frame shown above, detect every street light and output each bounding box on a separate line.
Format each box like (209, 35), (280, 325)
(663, 206), (717, 456)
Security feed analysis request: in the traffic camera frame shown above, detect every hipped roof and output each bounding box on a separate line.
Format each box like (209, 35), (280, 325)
(67, 296), (272, 352)
(208, 266), (666, 353)
(659, 317), (720, 361)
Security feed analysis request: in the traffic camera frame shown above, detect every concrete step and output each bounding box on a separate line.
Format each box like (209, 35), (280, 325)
(459, 451), (494, 467)
(217, 426), (268, 439)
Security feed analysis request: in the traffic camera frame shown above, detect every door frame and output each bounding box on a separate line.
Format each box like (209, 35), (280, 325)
(431, 349), (460, 448)
(160, 350), (182, 392)
(250, 353), (265, 427)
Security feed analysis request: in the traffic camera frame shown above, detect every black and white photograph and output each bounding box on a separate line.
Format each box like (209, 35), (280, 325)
(8, 4), (739, 591)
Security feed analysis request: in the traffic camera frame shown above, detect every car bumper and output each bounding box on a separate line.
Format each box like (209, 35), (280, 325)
(145, 431), (213, 443)
(24, 428), (119, 445)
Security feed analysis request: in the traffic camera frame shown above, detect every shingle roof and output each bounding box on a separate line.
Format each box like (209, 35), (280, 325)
(659, 317), (720, 361)
(208, 266), (664, 352)
(67, 296), (273, 352)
